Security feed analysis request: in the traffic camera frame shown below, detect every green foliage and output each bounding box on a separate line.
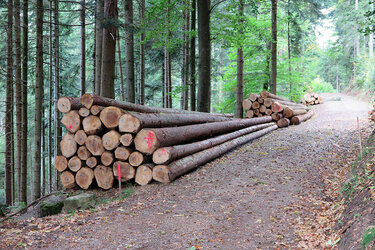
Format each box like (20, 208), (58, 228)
(41, 201), (64, 217)
(310, 76), (335, 93)
(362, 227), (375, 248)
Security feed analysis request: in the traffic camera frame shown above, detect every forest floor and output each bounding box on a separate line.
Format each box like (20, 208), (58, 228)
(0, 93), (372, 249)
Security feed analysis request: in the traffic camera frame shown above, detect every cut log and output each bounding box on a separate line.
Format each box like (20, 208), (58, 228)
(249, 93), (258, 102)
(129, 151), (151, 167)
(118, 112), (232, 134)
(61, 171), (76, 189)
(271, 102), (283, 113)
(264, 98), (273, 107)
(251, 101), (260, 109)
(113, 161), (135, 182)
(114, 146), (133, 161)
(283, 107), (294, 118)
(102, 130), (121, 150)
(134, 116), (273, 154)
(75, 167), (94, 190)
(256, 113), (263, 117)
(153, 124), (278, 183)
(253, 109), (260, 116)
(290, 110), (314, 125)
(120, 134), (134, 146)
(245, 110), (254, 118)
(259, 105), (267, 113)
(60, 133), (77, 158)
(61, 111), (81, 133)
(290, 108), (307, 117)
(265, 109), (272, 116)
(260, 91), (290, 102)
(271, 113), (282, 121)
(258, 97), (264, 104)
(68, 156), (82, 172)
(74, 130), (88, 145)
(269, 98), (306, 109)
(86, 156), (98, 168)
(101, 151), (114, 166)
(57, 96), (82, 113)
(81, 93), (229, 116)
(135, 164), (155, 186)
(82, 115), (103, 135)
(277, 118), (290, 128)
(242, 99), (252, 110)
(77, 146), (91, 160)
(85, 135), (105, 156)
(94, 165), (114, 190)
(152, 122), (275, 165)
(79, 107), (90, 117)
(100, 106), (124, 129)
(55, 155), (68, 172)
(90, 105), (103, 115)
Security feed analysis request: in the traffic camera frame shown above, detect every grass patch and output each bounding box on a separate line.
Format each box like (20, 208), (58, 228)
(362, 227), (375, 248)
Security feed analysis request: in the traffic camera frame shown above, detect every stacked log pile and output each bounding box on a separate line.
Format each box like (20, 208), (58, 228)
(55, 94), (278, 189)
(301, 93), (323, 106)
(242, 91), (312, 128)
(368, 105), (375, 122)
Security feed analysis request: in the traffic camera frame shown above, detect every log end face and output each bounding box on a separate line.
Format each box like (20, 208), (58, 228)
(152, 165), (170, 183)
(129, 151), (144, 166)
(113, 161), (135, 181)
(102, 130), (121, 151)
(81, 93), (94, 109)
(152, 148), (171, 165)
(61, 111), (81, 133)
(135, 165), (153, 186)
(85, 135), (105, 156)
(134, 129), (159, 155)
(57, 97), (71, 113)
(60, 133), (77, 158)
(61, 171), (76, 189)
(120, 134), (134, 147)
(119, 114), (141, 133)
(94, 165), (114, 190)
(100, 106), (123, 129)
(55, 155), (68, 172)
(76, 167), (94, 190)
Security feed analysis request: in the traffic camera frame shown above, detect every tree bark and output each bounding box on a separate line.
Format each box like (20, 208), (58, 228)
(153, 122), (275, 165)
(190, 0), (196, 111)
(94, 165), (114, 190)
(33, 0), (44, 200)
(290, 110), (314, 125)
(119, 112), (232, 133)
(139, 0), (145, 105)
(153, 125), (278, 183)
(135, 164), (154, 186)
(125, 0), (135, 103)
(117, 31), (125, 101)
(197, 0), (211, 112)
(270, 0), (277, 94)
(283, 107), (307, 118)
(100, 0), (118, 98)
(135, 116), (272, 154)
(95, 0), (104, 95)
(235, 0), (244, 118)
(80, 0), (86, 95)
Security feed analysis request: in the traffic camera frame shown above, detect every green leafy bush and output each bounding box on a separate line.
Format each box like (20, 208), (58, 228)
(310, 77), (335, 93)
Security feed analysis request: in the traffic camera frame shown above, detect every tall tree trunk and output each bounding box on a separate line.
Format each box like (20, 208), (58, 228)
(33, 0), (44, 201)
(80, 0), (86, 95)
(125, 0), (135, 102)
(49, 0), (53, 193)
(117, 31), (125, 101)
(270, 0), (277, 94)
(355, 0), (360, 57)
(100, 0), (117, 99)
(263, 41), (271, 90)
(53, 0), (61, 190)
(95, 0), (104, 95)
(197, 0), (211, 112)
(14, 0), (22, 202)
(181, 1), (190, 110)
(370, 2), (374, 59)
(6, 0), (14, 206)
(139, 0), (145, 105)
(235, 0), (244, 118)
(190, 0), (196, 111)
(287, 0), (291, 98)
(20, 0), (28, 203)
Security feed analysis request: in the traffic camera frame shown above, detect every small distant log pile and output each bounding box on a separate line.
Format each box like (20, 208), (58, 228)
(301, 93), (323, 106)
(55, 94), (278, 189)
(242, 91), (313, 128)
(368, 105), (375, 122)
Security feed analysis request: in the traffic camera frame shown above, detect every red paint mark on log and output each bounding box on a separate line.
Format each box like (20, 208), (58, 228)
(162, 149), (167, 155)
(144, 131), (155, 149)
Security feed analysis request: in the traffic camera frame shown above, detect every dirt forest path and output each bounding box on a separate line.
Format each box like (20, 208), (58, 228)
(0, 93), (371, 249)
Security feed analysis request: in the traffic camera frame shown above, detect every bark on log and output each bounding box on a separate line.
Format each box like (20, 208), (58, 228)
(258, 97), (264, 104)
(101, 151), (114, 166)
(79, 107), (90, 117)
(60, 133), (77, 158)
(55, 155), (68, 172)
(283, 107), (307, 118)
(102, 130), (121, 150)
(277, 118), (290, 128)
(135, 164), (154, 186)
(120, 134), (134, 146)
(76, 167), (94, 190)
(269, 98), (306, 109)
(129, 151), (151, 167)
(245, 110), (254, 118)
(57, 96), (82, 113)
(271, 113), (282, 121)
(249, 93), (258, 102)
(100, 106), (124, 129)
(74, 130), (88, 145)
(290, 110), (314, 125)
(113, 161), (135, 181)
(61, 171), (76, 189)
(260, 91), (290, 102)
(135, 116), (273, 154)
(242, 99), (252, 110)
(114, 146), (133, 161)
(61, 111), (81, 133)
(81, 93), (229, 116)
(271, 102), (283, 113)
(119, 112), (232, 133)
(68, 156), (82, 172)
(86, 156), (98, 168)
(253, 109), (260, 116)
(85, 135), (105, 156)
(152, 122), (275, 165)
(77, 145), (91, 160)
(94, 165), (114, 190)
(153, 124), (278, 183)
(90, 105), (103, 115)
(82, 115), (102, 135)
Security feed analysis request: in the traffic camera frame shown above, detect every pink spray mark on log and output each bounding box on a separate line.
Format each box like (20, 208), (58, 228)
(162, 148), (167, 155)
(68, 125), (73, 130)
(144, 131), (155, 149)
